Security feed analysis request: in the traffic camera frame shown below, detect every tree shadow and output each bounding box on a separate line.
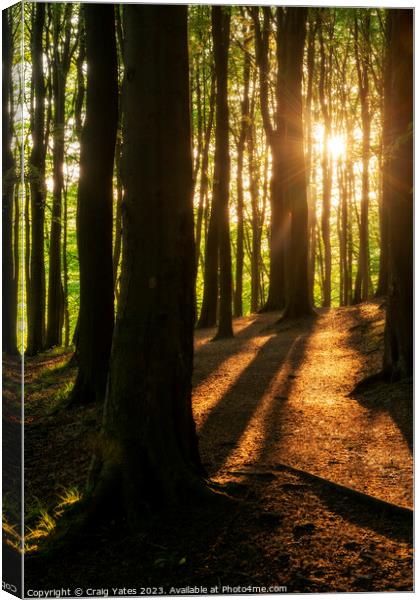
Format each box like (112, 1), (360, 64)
(343, 302), (413, 454)
(350, 378), (413, 454)
(306, 477), (412, 543)
(197, 315), (318, 474)
(193, 313), (279, 388)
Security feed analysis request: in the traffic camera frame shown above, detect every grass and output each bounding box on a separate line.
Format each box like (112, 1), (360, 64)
(39, 358), (73, 385)
(23, 487), (83, 553)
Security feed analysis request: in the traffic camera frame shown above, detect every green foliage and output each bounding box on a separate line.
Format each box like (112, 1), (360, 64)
(19, 6), (389, 351)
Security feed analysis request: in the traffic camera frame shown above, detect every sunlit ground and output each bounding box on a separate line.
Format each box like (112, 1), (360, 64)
(193, 303), (412, 510)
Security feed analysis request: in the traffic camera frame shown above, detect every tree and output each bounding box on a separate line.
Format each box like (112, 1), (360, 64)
(250, 7), (287, 312)
(317, 10), (333, 308)
(212, 6), (233, 339)
(27, 3), (46, 356)
(46, 4), (73, 348)
(281, 7), (313, 318)
(85, 5), (213, 523)
(69, 5), (118, 406)
(382, 9), (413, 380)
(353, 12), (372, 304)
(233, 32), (250, 318)
(2, 8), (18, 355)
(375, 15), (390, 298)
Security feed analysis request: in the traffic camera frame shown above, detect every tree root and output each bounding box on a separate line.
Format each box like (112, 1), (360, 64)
(229, 463), (412, 520)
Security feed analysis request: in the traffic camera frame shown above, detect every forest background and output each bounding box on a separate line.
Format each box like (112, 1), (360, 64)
(3, 1), (410, 353)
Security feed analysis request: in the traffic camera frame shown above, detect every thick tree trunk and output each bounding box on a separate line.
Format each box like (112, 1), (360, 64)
(69, 5), (118, 406)
(27, 3), (46, 355)
(375, 17), (391, 298)
(281, 8), (313, 319)
(87, 6), (211, 523)
(2, 9), (18, 355)
(213, 7), (233, 339)
(382, 10), (413, 380)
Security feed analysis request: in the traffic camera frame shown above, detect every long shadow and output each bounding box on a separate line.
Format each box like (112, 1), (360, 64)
(307, 477), (412, 543)
(213, 307), (413, 544)
(351, 379), (413, 454)
(344, 303), (413, 453)
(197, 315), (318, 474)
(251, 316), (318, 468)
(193, 313), (279, 388)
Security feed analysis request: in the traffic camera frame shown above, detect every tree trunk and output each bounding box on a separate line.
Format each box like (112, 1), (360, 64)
(46, 5), (72, 348)
(212, 7), (233, 339)
(86, 6), (212, 524)
(2, 9), (18, 355)
(305, 18), (317, 307)
(196, 195), (219, 328)
(233, 43), (250, 318)
(69, 5), (118, 406)
(249, 122), (260, 314)
(382, 10), (413, 380)
(375, 17), (391, 298)
(195, 73), (215, 282)
(318, 14), (332, 308)
(353, 14), (371, 304)
(281, 8), (313, 319)
(27, 3), (46, 355)
(251, 7), (286, 313)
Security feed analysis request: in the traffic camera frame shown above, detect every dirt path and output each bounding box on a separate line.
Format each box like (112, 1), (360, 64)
(193, 301), (412, 509)
(20, 300), (413, 593)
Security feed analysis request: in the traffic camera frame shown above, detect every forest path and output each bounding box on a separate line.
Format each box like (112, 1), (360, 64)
(193, 300), (412, 509)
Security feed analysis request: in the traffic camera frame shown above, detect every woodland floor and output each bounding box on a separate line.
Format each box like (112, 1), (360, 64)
(4, 300), (413, 593)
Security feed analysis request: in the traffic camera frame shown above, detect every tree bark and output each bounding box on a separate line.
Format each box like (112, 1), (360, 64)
(382, 9), (413, 380)
(46, 4), (72, 348)
(27, 3), (47, 355)
(353, 14), (371, 304)
(69, 5), (118, 406)
(2, 9), (18, 355)
(233, 40), (250, 318)
(86, 6), (212, 524)
(281, 8), (313, 319)
(212, 7), (233, 339)
(376, 17), (391, 298)
(251, 7), (286, 312)
(318, 12), (332, 308)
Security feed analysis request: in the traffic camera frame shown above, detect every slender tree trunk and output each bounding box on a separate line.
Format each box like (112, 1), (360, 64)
(353, 14), (371, 304)
(249, 122), (260, 313)
(212, 7), (233, 339)
(195, 73), (215, 279)
(318, 16), (332, 308)
(306, 18), (317, 306)
(196, 197), (219, 328)
(69, 5), (118, 406)
(233, 45), (250, 318)
(2, 9), (18, 355)
(86, 6), (213, 525)
(251, 7), (286, 312)
(383, 10), (413, 380)
(113, 136), (123, 293)
(46, 5), (72, 348)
